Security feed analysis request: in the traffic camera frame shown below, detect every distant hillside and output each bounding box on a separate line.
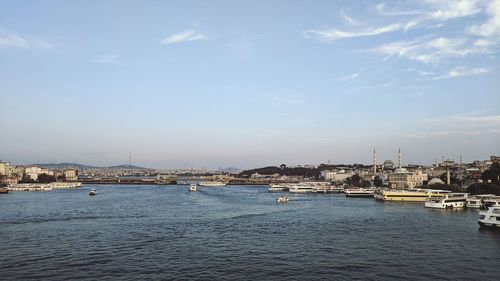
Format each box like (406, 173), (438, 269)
(106, 165), (153, 170)
(38, 163), (98, 170)
(239, 166), (321, 178)
(38, 163), (151, 170)
(221, 167), (241, 174)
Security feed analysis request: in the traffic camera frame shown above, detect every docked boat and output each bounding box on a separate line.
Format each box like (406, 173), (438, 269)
(376, 189), (451, 202)
(89, 188), (97, 196)
(466, 194), (496, 209)
(268, 184), (287, 192)
(0, 187), (9, 194)
(345, 188), (375, 198)
(478, 207), (500, 228)
(8, 184), (52, 192)
(288, 183), (316, 193)
(189, 184), (197, 192)
(315, 185), (344, 193)
(483, 198), (500, 210)
(425, 193), (468, 209)
(199, 181), (227, 187)
(276, 196), (289, 203)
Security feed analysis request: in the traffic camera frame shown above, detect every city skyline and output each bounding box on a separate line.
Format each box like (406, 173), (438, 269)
(1, 0), (499, 169)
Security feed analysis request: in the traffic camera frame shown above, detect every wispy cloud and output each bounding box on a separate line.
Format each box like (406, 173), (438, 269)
(304, 23), (402, 41)
(91, 54), (119, 64)
(431, 66), (490, 80)
(467, 0), (500, 37)
(367, 36), (492, 64)
(424, 114), (500, 125)
(160, 29), (207, 45)
(338, 69), (364, 81)
(340, 9), (360, 25)
(0, 27), (52, 49)
(407, 113), (500, 138)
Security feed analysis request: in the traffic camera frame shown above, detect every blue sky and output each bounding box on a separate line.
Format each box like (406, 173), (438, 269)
(1, 0), (499, 169)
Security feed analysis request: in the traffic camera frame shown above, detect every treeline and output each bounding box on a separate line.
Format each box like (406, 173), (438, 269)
(239, 166), (320, 178)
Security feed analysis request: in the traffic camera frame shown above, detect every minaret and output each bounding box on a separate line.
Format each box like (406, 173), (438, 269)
(459, 155), (462, 165)
(446, 167), (451, 185)
(398, 148), (402, 169)
(129, 151), (132, 166)
(373, 148), (377, 175)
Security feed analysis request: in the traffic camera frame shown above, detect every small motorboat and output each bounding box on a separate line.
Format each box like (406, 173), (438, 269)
(89, 188), (97, 196)
(189, 184), (197, 192)
(276, 196), (289, 203)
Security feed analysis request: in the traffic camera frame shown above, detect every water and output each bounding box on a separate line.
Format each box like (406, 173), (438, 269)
(1, 185), (499, 280)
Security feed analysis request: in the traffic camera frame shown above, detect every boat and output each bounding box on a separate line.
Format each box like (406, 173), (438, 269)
(466, 194), (496, 208)
(288, 183), (316, 193)
(189, 184), (197, 192)
(276, 196), (289, 203)
(478, 207), (500, 228)
(268, 184), (287, 192)
(345, 188), (375, 198)
(0, 187), (9, 194)
(483, 198), (500, 210)
(376, 189), (451, 202)
(198, 181), (227, 187)
(89, 188), (97, 196)
(7, 184), (52, 192)
(425, 193), (468, 209)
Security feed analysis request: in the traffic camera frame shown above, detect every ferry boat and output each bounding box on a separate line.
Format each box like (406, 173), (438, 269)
(288, 183), (316, 193)
(483, 198), (500, 210)
(89, 188), (97, 196)
(315, 185), (344, 193)
(189, 184), (197, 192)
(268, 184), (287, 192)
(345, 188), (375, 198)
(466, 194), (496, 209)
(276, 196), (289, 203)
(8, 183), (52, 192)
(198, 181), (227, 187)
(376, 189), (451, 202)
(425, 193), (468, 209)
(478, 207), (500, 228)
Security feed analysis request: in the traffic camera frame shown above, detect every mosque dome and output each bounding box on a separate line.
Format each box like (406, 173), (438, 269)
(428, 178), (445, 185)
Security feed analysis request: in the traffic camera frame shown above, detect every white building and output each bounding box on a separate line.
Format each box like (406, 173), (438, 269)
(0, 161), (12, 176)
(64, 168), (78, 182)
(322, 170), (355, 183)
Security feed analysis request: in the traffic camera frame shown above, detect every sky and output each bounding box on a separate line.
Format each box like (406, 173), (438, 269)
(0, 0), (499, 169)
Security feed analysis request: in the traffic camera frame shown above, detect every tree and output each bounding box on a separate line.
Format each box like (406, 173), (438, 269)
(467, 183), (500, 195)
(374, 175), (383, 187)
(482, 162), (500, 184)
(38, 173), (56, 183)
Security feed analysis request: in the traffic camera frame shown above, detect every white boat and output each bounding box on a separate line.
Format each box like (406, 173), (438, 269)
(425, 193), (468, 209)
(288, 183), (316, 193)
(89, 188), (97, 196)
(276, 196), (289, 203)
(199, 181), (227, 187)
(189, 184), (197, 192)
(268, 184), (287, 192)
(345, 188), (375, 198)
(483, 198), (500, 210)
(466, 194), (496, 209)
(478, 207), (500, 228)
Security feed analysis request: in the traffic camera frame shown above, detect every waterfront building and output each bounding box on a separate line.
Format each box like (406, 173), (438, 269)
(388, 169), (428, 189)
(64, 168), (78, 182)
(0, 161), (12, 176)
(24, 166), (51, 181)
(322, 170), (355, 182)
